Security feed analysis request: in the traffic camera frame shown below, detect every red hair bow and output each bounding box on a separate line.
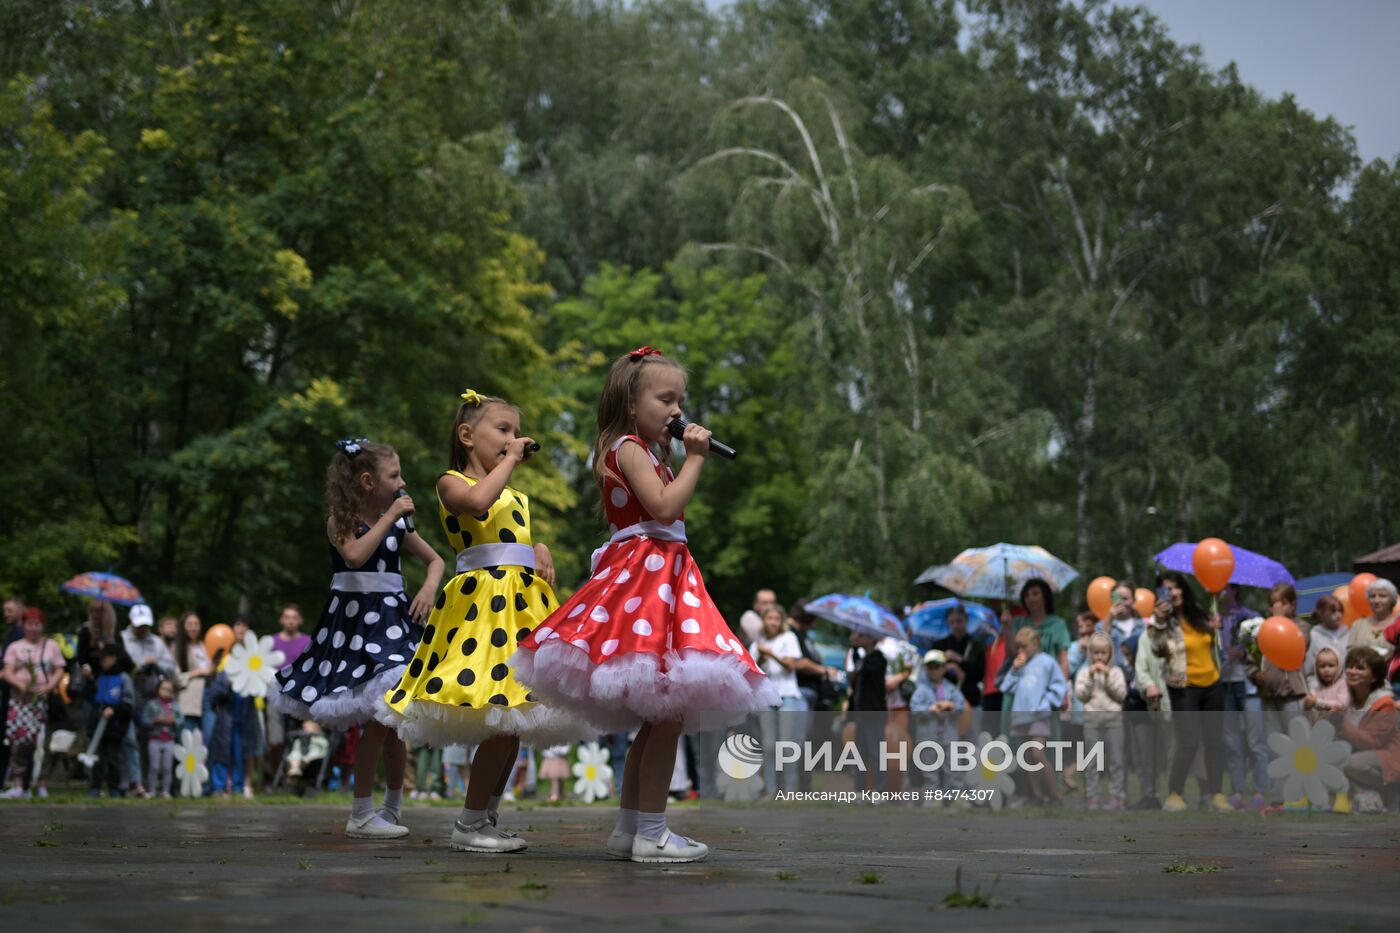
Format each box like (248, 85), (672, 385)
(629, 345), (661, 359)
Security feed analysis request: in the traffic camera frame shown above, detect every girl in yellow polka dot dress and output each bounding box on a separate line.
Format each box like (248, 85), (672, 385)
(380, 390), (592, 854)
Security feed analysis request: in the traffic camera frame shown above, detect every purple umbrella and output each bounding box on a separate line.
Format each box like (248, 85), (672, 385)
(1153, 543), (1295, 589)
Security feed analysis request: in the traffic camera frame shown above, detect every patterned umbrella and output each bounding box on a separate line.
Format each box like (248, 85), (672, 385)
(805, 593), (909, 642)
(905, 599), (1000, 649)
(60, 571), (144, 606)
(915, 544), (1078, 600)
(1152, 542), (1295, 589)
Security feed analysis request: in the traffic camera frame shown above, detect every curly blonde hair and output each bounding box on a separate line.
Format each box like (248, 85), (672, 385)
(325, 441), (397, 541)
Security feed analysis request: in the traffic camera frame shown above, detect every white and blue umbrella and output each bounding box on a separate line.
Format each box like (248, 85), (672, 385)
(905, 599), (1000, 648)
(805, 593), (909, 642)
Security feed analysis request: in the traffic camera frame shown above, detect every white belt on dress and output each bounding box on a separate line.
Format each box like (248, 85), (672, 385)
(330, 571), (404, 593)
(589, 520), (688, 572)
(456, 543), (536, 573)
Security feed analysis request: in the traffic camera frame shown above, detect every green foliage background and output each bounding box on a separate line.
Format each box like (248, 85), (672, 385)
(3, 0), (1394, 629)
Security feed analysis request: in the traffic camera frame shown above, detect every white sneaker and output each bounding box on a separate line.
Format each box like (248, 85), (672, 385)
(243, 785), (254, 800)
(605, 829), (635, 859)
(631, 829), (708, 863)
(2, 786), (27, 800)
(450, 817), (527, 853)
(346, 811), (411, 839)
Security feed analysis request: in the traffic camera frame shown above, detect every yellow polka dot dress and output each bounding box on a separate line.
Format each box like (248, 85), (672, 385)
(379, 472), (593, 747)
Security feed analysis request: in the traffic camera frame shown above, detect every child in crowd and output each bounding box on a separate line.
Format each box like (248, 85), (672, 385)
(442, 744), (472, 798)
(999, 627), (1068, 805)
(1305, 647), (1349, 714)
(90, 645), (134, 797)
(1074, 632), (1128, 810)
(412, 743), (444, 800)
(285, 721), (330, 780)
(142, 678), (182, 797)
(539, 744), (573, 802)
(1063, 609), (1098, 792)
(909, 649), (966, 794)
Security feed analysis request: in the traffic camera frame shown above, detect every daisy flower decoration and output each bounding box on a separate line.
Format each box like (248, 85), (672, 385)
(966, 732), (1018, 810)
(1266, 715), (1350, 808)
(224, 631), (286, 698)
(175, 730), (209, 798)
(571, 741), (614, 803)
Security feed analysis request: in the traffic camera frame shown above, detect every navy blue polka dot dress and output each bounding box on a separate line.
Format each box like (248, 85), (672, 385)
(270, 518), (423, 729)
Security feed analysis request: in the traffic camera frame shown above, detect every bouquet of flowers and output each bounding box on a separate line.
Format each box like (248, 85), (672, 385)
(1237, 618), (1264, 666)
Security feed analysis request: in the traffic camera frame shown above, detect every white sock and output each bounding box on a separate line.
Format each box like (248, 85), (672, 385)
(615, 807), (639, 836)
(382, 787), (403, 816)
(459, 806), (488, 827)
(351, 796), (377, 820)
(488, 793), (503, 813)
(636, 811), (667, 841)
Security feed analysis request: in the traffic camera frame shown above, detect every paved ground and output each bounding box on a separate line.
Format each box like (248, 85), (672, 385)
(1, 800), (1397, 930)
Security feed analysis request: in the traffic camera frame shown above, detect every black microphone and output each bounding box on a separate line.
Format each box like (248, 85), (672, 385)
(394, 488), (415, 534)
(667, 416), (737, 460)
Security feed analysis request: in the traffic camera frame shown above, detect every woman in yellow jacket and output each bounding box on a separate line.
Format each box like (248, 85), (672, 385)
(1148, 570), (1231, 813)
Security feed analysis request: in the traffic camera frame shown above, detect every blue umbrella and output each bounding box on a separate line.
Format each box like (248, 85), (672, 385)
(1294, 572), (1353, 615)
(1153, 543), (1295, 589)
(905, 599), (1000, 649)
(805, 593), (909, 642)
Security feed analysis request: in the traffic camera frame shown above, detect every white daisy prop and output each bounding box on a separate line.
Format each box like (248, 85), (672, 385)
(966, 732), (1017, 810)
(1266, 715), (1350, 808)
(571, 741), (615, 803)
(176, 730), (209, 798)
(714, 762), (765, 803)
(224, 631), (286, 698)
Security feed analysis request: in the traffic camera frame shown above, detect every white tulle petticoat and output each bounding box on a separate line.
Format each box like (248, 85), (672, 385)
(374, 693), (596, 748)
(509, 640), (781, 735)
(269, 666), (404, 731)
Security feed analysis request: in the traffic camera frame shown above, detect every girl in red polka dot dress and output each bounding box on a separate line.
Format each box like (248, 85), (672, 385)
(511, 347), (779, 863)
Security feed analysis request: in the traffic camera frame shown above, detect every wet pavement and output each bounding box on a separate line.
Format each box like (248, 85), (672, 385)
(1, 801), (1397, 930)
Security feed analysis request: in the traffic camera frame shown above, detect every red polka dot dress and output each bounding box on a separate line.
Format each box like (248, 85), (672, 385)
(510, 436), (779, 733)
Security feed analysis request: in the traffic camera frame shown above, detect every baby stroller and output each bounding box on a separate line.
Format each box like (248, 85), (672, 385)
(271, 722), (344, 797)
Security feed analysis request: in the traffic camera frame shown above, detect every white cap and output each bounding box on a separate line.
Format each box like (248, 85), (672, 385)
(129, 604), (154, 628)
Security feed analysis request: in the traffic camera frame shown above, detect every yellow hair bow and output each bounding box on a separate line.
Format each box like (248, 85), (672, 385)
(460, 389), (484, 406)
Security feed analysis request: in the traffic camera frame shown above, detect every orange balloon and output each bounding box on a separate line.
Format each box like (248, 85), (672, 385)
(1192, 538), (1235, 593)
(1258, 615), (1306, 671)
(203, 623), (236, 659)
(1350, 573), (1378, 620)
(1087, 576), (1116, 621)
(1134, 587), (1156, 620)
(1335, 584), (1360, 626)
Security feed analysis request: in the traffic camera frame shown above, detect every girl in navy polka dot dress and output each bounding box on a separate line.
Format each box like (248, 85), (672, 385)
(271, 439), (445, 840)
